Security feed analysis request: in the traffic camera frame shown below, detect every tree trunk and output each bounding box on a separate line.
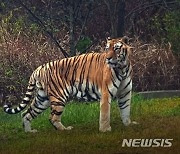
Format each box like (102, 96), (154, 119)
(69, 2), (76, 56)
(117, 0), (125, 37)
(104, 0), (126, 38)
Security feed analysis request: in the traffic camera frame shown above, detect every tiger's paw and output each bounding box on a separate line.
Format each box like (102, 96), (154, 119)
(65, 126), (73, 130)
(99, 126), (111, 132)
(123, 119), (139, 126)
(25, 129), (38, 133)
(131, 121), (139, 125)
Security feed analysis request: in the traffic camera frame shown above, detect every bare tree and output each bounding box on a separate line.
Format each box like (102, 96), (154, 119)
(15, 0), (94, 57)
(103, 0), (125, 37)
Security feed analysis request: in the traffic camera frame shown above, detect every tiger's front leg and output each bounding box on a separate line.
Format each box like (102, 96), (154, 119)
(117, 79), (138, 126)
(99, 89), (111, 132)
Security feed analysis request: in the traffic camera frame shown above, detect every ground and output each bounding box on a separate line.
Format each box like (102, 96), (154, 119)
(0, 96), (180, 154)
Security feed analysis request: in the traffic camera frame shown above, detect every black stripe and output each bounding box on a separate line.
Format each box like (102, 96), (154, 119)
(56, 79), (68, 99)
(71, 57), (81, 85)
(19, 103), (27, 108)
(96, 54), (101, 63)
(74, 87), (78, 96)
(37, 94), (44, 102)
(92, 83), (100, 100)
(53, 64), (69, 99)
(79, 55), (89, 91)
(49, 73), (67, 101)
(85, 89), (97, 101)
(124, 48), (127, 57)
(80, 90), (85, 98)
(126, 63), (130, 73)
(29, 106), (36, 115)
(22, 99), (30, 104)
(48, 61), (54, 73)
(53, 64), (69, 100)
(112, 79), (119, 89)
(119, 90), (131, 99)
(120, 104), (129, 110)
(14, 104), (25, 113)
(29, 83), (35, 86)
(114, 70), (122, 81)
(60, 76), (70, 98)
(108, 61), (117, 66)
(62, 79), (70, 95)
(57, 103), (65, 107)
(33, 108), (42, 114)
(48, 94), (66, 106)
(28, 108), (36, 119)
(37, 94), (48, 102)
(34, 103), (46, 111)
(52, 110), (63, 116)
(51, 101), (65, 107)
(49, 119), (57, 130)
(86, 54), (94, 88)
(36, 98), (44, 106)
(85, 54), (96, 93)
(64, 59), (72, 79)
(25, 93), (32, 98)
(34, 99), (46, 110)
(106, 57), (112, 60)
(27, 88), (34, 92)
(118, 99), (130, 108)
(14, 108), (20, 113)
(26, 117), (31, 122)
(127, 69), (132, 78)
(52, 61), (56, 70)
(123, 79), (132, 90)
(48, 86), (61, 100)
(65, 57), (69, 66)
(61, 59), (65, 73)
(107, 85), (114, 98)
(21, 111), (27, 117)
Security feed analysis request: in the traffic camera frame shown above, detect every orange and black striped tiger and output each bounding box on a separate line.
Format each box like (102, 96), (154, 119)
(4, 36), (137, 132)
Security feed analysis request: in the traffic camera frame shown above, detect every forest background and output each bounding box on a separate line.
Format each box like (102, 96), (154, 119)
(0, 0), (180, 105)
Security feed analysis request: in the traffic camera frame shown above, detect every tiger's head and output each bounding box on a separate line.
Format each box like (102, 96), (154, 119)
(105, 36), (133, 69)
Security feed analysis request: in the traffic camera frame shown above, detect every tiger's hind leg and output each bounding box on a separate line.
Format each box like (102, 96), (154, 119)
(49, 96), (73, 131)
(22, 89), (49, 132)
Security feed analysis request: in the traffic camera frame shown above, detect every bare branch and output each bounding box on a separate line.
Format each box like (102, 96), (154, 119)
(125, 1), (178, 19)
(17, 0), (69, 58)
(74, 2), (93, 48)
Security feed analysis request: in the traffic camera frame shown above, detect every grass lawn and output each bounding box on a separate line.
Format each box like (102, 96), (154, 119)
(0, 96), (180, 154)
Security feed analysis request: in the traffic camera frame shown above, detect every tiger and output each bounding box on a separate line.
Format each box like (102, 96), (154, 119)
(3, 36), (137, 133)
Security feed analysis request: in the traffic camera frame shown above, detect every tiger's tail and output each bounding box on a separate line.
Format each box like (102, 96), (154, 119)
(3, 81), (36, 114)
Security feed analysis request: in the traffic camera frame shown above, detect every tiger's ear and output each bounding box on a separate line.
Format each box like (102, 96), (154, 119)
(120, 36), (129, 44)
(106, 37), (111, 42)
(105, 37), (112, 50)
(127, 46), (134, 55)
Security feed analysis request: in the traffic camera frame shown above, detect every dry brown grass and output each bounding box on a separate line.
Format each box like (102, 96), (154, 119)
(130, 37), (180, 91)
(0, 33), (180, 105)
(0, 32), (63, 105)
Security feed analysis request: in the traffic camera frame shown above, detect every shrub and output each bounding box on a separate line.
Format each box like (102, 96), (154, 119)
(76, 37), (92, 54)
(151, 10), (180, 55)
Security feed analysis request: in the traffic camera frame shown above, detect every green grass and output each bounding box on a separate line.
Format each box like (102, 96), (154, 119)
(0, 96), (180, 154)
